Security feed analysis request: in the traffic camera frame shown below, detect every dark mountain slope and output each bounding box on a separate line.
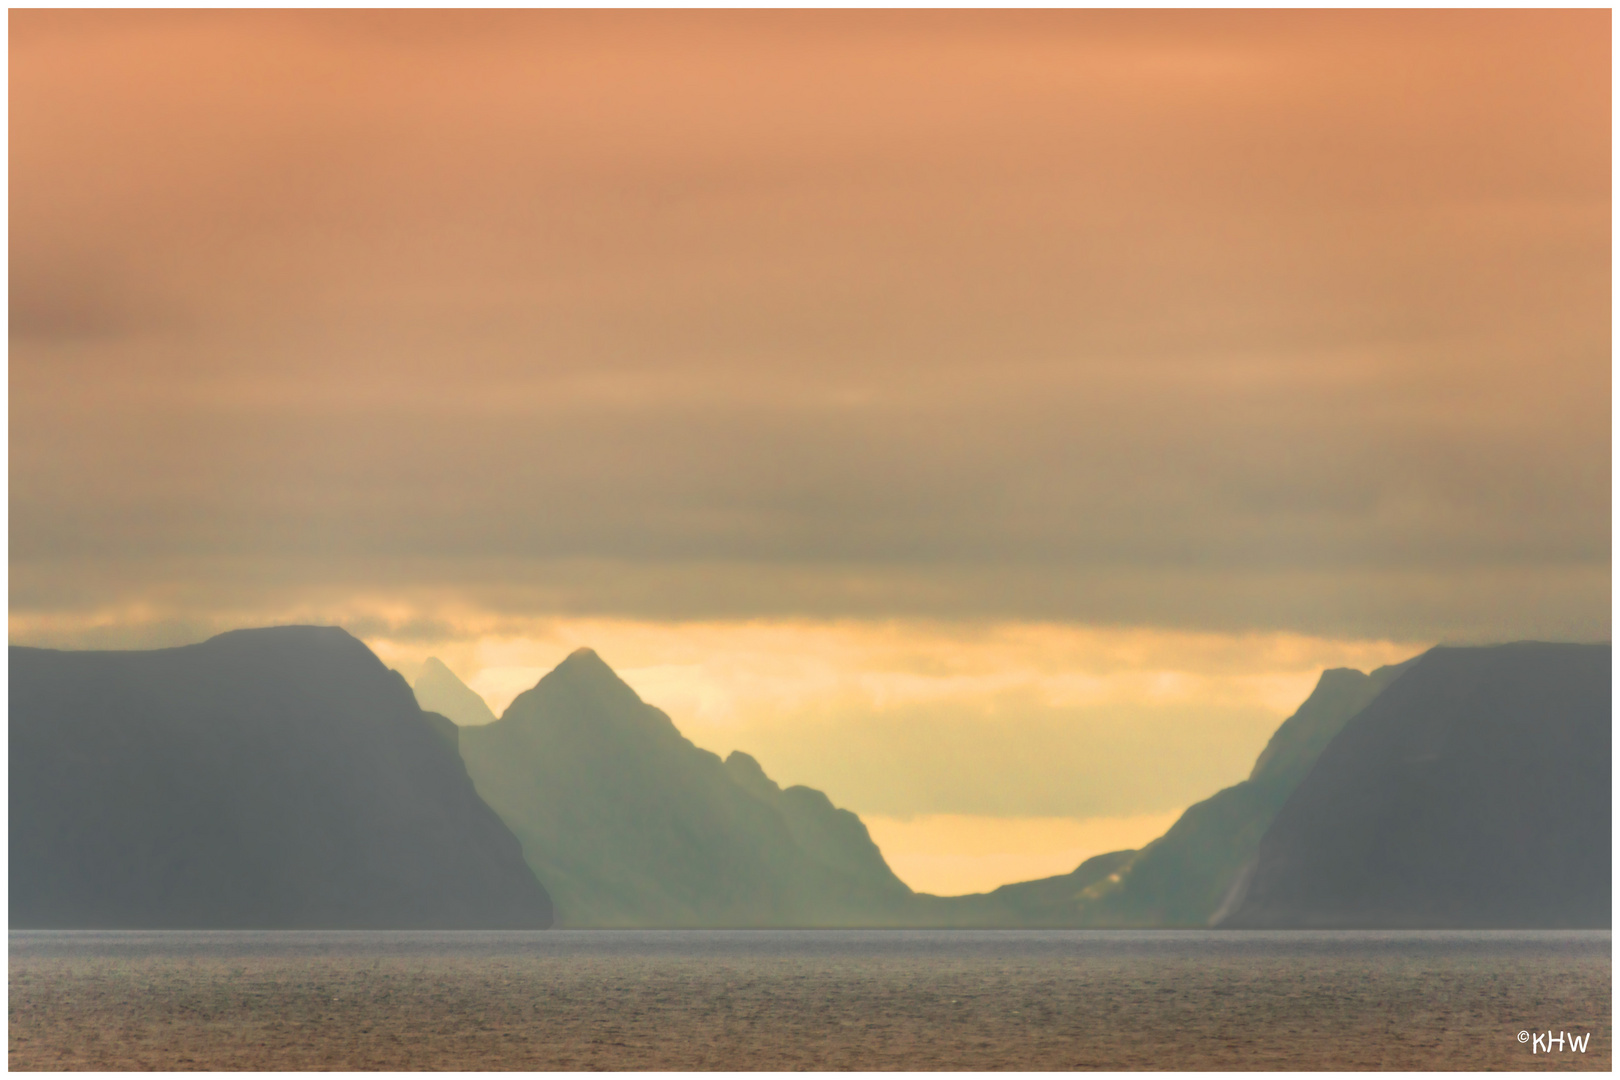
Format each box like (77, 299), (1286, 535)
(1221, 642), (1610, 929)
(11, 626), (553, 929)
(913, 658), (1416, 927)
(1078, 658), (1417, 926)
(1248, 663), (1419, 789)
(458, 648), (913, 927)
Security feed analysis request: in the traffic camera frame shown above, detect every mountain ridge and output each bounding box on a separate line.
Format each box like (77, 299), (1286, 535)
(15, 629), (1602, 931)
(1219, 641), (1610, 928)
(907, 656), (1418, 926)
(457, 649), (914, 927)
(413, 656), (497, 727)
(10, 626), (554, 929)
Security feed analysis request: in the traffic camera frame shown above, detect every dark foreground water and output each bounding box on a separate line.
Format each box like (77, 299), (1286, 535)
(9, 929), (1610, 1070)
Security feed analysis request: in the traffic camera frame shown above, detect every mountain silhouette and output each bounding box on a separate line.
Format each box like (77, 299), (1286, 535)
(13, 626), (1604, 931)
(10, 626), (553, 929)
(722, 750), (912, 899)
(457, 648), (913, 926)
(1219, 642), (1610, 928)
(909, 659), (1416, 927)
(1079, 658), (1418, 926)
(413, 656), (497, 726)
(906, 850), (1139, 927)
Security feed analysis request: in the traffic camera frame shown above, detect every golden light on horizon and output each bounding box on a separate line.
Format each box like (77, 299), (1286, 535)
(357, 613), (1421, 892)
(860, 813), (1184, 897)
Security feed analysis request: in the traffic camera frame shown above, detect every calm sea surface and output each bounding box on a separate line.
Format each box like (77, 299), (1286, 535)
(10, 929), (1610, 1070)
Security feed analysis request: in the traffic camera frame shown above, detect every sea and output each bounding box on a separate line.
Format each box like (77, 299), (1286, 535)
(9, 929), (1610, 1071)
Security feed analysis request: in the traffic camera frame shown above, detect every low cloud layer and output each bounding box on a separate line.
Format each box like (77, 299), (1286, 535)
(10, 10), (1609, 644)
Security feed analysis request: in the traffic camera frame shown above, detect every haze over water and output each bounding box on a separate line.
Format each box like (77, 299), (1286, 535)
(11, 930), (1610, 1070)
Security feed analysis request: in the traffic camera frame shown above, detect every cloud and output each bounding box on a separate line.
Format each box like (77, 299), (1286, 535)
(9, 10), (1609, 643)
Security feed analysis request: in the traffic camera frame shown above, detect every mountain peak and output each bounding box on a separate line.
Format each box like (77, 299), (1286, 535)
(11, 632), (553, 929)
(552, 646), (626, 689)
(413, 656), (496, 727)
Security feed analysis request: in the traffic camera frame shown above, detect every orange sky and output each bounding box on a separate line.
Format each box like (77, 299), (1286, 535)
(11, 10), (1607, 892)
(12, 10), (1608, 648)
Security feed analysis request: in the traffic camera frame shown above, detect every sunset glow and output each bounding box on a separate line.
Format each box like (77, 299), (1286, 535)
(11, 10), (1606, 893)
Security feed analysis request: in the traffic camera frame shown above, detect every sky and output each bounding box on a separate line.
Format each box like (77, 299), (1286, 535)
(10, 11), (1609, 894)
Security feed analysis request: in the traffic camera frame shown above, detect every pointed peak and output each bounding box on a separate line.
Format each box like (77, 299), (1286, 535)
(496, 643), (668, 729)
(557, 646), (610, 672)
(414, 655), (466, 690)
(412, 655), (497, 727)
(416, 656), (463, 685)
(549, 646), (632, 691)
